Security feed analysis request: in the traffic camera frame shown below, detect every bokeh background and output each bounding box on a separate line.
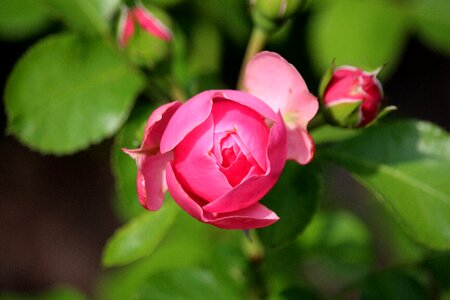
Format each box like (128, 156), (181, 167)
(1, 0), (449, 298)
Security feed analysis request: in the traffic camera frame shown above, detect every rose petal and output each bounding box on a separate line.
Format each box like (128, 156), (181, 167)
(160, 91), (214, 153)
(166, 162), (204, 222)
(287, 127), (315, 165)
(137, 152), (172, 210)
(208, 203), (279, 230)
(173, 115), (232, 202)
(166, 162), (279, 230)
(132, 4), (172, 41)
(214, 90), (276, 120)
(244, 51), (318, 128)
(212, 99), (269, 171)
(141, 101), (182, 151)
(203, 111), (287, 213)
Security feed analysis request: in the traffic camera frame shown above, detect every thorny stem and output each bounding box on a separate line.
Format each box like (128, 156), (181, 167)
(237, 27), (268, 90)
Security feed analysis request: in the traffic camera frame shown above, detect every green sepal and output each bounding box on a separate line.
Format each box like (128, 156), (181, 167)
(326, 100), (363, 128)
(366, 105), (397, 127)
(318, 61), (336, 100)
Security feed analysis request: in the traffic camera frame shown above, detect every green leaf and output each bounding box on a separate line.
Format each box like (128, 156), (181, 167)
(307, 0), (410, 78)
(133, 269), (240, 300)
(258, 161), (321, 249)
(41, 0), (111, 36)
(311, 125), (361, 145)
(410, 0), (450, 56)
(97, 208), (211, 300)
(324, 119), (450, 249)
(5, 33), (143, 154)
(0, 0), (52, 41)
(102, 199), (178, 267)
(359, 269), (428, 300)
(112, 103), (153, 221)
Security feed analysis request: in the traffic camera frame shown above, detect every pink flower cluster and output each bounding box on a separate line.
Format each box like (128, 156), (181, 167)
(125, 52), (318, 229)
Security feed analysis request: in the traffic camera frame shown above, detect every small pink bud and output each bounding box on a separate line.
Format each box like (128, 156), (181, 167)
(132, 4), (172, 41)
(117, 3), (172, 48)
(118, 7), (135, 48)
(320, 65), (388, 128)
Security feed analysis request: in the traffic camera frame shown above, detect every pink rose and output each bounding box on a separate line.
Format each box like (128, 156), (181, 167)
(118, 2), (172, 48)
(321, 66), (384, 128)
(124, 51), (318, 230)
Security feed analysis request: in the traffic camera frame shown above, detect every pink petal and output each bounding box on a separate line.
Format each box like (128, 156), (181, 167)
(118, 7), (135, 47)
(160, 91), (214, 153)
(208, 203), (279, 230)
(287, 127), (315, 165)
(166, 162), (205, 222)
(138, 152), (173, 211)
(173, 115), (232, 202)
(203, 111), (287, 213)
(243, 51), (318, 128)
(141, 101), (182, 151)
(213, 90), (276, 120)
(132, 4), (172, 41)
(166, 162), (279, 230)
(211, 99), (270, 171)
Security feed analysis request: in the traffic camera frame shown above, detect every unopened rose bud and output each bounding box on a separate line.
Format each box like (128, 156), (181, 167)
(117, 2), (172, 67)
(117, 2), (172, 48)
(319, 65), (395, 128)
(251, 0), (305, 33)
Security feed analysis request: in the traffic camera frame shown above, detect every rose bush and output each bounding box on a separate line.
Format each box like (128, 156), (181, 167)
(125, 51), (318, 229)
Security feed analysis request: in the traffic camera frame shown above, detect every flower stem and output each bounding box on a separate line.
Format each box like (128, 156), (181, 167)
(237, 27), (268, 90)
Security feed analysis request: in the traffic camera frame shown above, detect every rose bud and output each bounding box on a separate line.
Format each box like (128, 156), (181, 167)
(320, 65), (395, 128)
(124, 52), (318, 230)
(117, 1), (172, 48)
(251, 0), (306, 32)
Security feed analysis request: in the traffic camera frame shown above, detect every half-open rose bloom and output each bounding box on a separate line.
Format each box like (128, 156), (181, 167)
(124, 51), (318, 229)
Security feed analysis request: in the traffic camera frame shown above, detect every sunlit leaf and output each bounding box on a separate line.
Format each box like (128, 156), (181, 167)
(5, 33), (143, 154)
(102, 199), (178, 267)
(324, 119), (450, 250)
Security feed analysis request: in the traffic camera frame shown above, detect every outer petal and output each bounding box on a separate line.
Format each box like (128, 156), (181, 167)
(160, 91), (214, 153)
(141, 101), (182, 151)
(165, 162), (207, 222)
(166, 162), (279, 230)
(137, 152), (173, 211)
(132, 4), (172, 41)
(123, 101), (181, 211)
(208, 203), (279, 230)
(287, 127), (315, 165)
(243, 51), (318, 126)
(203, 111), (287, 213)
(213, 90), (276, 120)
(118, 7), (135, 47)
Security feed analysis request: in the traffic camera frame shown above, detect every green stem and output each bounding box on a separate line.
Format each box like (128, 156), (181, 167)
(237, 27), (269, 90)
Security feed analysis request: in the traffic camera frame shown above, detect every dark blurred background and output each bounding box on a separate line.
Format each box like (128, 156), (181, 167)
(1, 3), (449, 298)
